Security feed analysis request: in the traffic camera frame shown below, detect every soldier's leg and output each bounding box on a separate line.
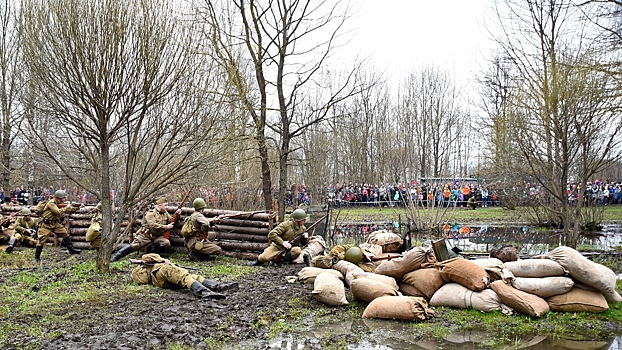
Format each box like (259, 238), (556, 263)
(111, 234), (150, 262)
(157, 265), (225, 299)
(192, 241), (222, 261)
(152, 236), (171, 253)
(33, 225), (53, 263)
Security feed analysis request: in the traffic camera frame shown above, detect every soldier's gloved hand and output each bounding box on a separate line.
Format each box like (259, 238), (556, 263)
(166, 223), (174, 230)
(175, 209), (182, 215)
(282, 241), (292, 249)
(303, 233), (308, 239)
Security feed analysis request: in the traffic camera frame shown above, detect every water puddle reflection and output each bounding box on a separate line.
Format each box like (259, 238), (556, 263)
(266, 319), (621, 349)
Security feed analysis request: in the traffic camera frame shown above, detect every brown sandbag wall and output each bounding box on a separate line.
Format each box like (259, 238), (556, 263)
(1, 205), (275, 259)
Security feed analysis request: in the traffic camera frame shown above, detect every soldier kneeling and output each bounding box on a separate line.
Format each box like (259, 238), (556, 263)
(130, 253), (238, 299)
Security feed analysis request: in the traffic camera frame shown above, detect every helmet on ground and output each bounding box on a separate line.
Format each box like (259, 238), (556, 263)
(22, 208), (31, 215)
(344, 246), (363, 264)
(54, 190), (67, 198)
(193, 198), (206, 210)
(96, 202), (102, 211)
(291, 209), (307, 221)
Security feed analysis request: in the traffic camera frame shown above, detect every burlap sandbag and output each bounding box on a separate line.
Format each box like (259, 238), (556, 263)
(429, 283), (503, 313)
(511, 277), (574, 298)
(297, 267), (343, 285)
(537, 246), (622, 303)
(402, 268), (446, 299)
(470, 258), (515, 283)
(374, 246), (434, 280)
(490, 280), (549, 317)
(398, 281), (427, 298)
(437, 258), (490, 292)
(351, 278), (399, 302)
(362, 296), (434, 321)
(293, 236), (327, 264)
(352, 272), (399, 291)
(359, 242), (383, 257)
(366, 229), (403, 253)
(546, 287), (609, 313)
(504, 259), (566, 278)
(312, 272), (348, 306)
(333, 260), (366, 287)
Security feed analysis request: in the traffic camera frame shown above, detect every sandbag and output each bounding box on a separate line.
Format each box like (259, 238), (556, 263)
(429, 283), (503, 313)
(402, 268), (445, 299)
(359, 242), (383, 257)
(490, 280), (549, 317)
(351, 278), (399, 302)
(504, 259), (566, 278)
(362, 296), (434, 321)
(437, 258), (490, 292)
(293, 236), (327, 264)
(511, 277), (574, 298)
(546, 287), (609, 313)
(297, 267), (343, 285)
(374, 246), (434, 280)
(312, 272), (348, 306)
(333, 260), (366, 287)
(398, 281), (427, 298)
(352, 272), (399, 291)
(366, 229), (403, 253)
(470, 258), (514, 283)
(538, 246), (622, 303)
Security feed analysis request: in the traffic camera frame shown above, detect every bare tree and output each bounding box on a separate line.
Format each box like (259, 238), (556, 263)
(493, 0), (622, 245)
(202, 0), (363, 220)
(0, 1), (21, 193)
(20, 0), (232, 272)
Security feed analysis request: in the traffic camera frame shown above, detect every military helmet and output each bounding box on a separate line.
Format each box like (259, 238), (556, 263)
(22, 208), (31, 216)
(344, 246), (363, 264)
(96, 202), (102, 211)
(291, 209), (307, 221)
(54, 190), (67, 198)
(193, 198), (206, 210)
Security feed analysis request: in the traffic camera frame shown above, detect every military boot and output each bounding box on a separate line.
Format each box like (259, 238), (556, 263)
(62, 236), (81, 254)
(188, 251), (202, 262)
(190, 281), (226, 300)
(5, 237), (17, 253)
(110, 245), (134, 262)
(32, 246), (43, 263)
(202, 279), (238, 292)
(247, 259), (264, 267)
(278, 251), (294, 263)
(303, 253), (311, 267)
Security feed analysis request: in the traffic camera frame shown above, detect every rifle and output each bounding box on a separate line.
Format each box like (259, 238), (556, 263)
(58, 202), (82, 209)
(128, 258), (200, 271)
(272, 214), (328, 263)
(164, 190), (192, 240)
(0, 210), (20, 228)
(370, 254), (402, 262)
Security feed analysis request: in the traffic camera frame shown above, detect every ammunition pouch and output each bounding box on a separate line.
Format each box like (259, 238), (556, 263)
(42, 218), (60, 225)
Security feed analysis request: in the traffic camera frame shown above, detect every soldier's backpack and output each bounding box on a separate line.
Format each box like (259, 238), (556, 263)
(180, 216), (196, 237)
(35, 200), (49, 215)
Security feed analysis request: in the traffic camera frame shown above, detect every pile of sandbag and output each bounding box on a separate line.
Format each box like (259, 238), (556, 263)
(389, 245), (617, 317)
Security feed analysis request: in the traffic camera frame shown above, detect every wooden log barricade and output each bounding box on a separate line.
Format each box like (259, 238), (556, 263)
(0, 204), (275, 259)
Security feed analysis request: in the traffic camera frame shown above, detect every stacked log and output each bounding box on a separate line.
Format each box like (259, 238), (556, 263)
(1, 205), (275, 259)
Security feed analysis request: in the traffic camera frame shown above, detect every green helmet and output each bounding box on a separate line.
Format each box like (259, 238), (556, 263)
(54, 190), (67, 198)
(96, 202), (102, 211)
(22, 208), (31, 216)
(193, 198), (206, 210)
(291, 209), (307, 221)
(344, 246), (363, 264)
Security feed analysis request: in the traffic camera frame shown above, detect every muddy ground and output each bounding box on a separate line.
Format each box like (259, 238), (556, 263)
(1, 247), (339, 350)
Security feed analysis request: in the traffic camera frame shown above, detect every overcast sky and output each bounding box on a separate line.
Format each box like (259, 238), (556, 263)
(335, 0), (497, 91)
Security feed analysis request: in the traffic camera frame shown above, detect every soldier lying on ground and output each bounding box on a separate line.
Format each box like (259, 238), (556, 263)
(130, 253), (238, 299)
(6, 208), (38, 253)
(311, 244), (377, 272)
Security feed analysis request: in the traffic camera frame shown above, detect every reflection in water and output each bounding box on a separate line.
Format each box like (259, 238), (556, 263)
(268, 319), (620, 349)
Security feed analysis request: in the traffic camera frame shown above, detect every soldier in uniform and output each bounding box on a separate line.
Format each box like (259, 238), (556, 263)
(110, 197), (181, 262)
(6, 208), (38, 253)
(248, 208), (309, 266)
(86, 202), (103, 250)
(33, 190), (81, 263)
(130, 253), (237, 299)
(185, 198), (223, 262)
(311, 244), (376, 272)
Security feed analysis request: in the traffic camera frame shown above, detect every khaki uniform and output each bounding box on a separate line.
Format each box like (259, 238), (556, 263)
(86, 212), (102, 249)
(185, 211), (222, 257)
(13, 216), (38, 247)
(312, 244), (375, 272)
(131, 254), (206, 289)
(129, 208), (172, 252)
(258, 220), (308, 263)
(37, 199), (78, 246)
